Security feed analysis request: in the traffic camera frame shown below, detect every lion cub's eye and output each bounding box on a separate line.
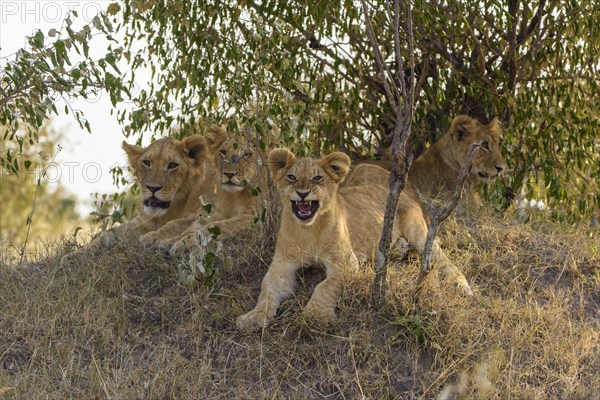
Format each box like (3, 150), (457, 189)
(167, 162), (179, 170)
(482, 141), (490, 150)
(243, 149), (253, 159)
(142, 160), (151, 167)
(287, 174), (297, 182)
(219, 149), (227, 157)
(312, 175), (323, 183)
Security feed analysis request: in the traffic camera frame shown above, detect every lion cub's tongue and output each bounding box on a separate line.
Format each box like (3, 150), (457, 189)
(297, 201), (312, 216)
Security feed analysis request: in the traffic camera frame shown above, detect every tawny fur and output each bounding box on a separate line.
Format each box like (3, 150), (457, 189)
(61, 130), (219, 265)
(168, 127), (266, 254)
(345, 163), (421, 200)
(408, 115), (507, 206)
(236, 149), (472, 331)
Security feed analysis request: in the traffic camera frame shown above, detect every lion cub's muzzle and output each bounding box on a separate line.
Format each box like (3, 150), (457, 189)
(221, 171), (246, 192)
(477, 164), (505, 183)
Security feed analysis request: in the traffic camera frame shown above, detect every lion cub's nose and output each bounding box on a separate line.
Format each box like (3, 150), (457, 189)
(296, 190), (310, 200)
(224, 172), (236, 179)
(146, 185), (162, 194)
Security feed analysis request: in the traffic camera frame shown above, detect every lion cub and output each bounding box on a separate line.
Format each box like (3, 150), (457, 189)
(236, 149), (471, 331)
(409, 115), (507, 206)
(62, 132), (218, 266)
(167, 127), (265, 254)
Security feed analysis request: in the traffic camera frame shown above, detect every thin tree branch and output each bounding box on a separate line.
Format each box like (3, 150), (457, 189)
(361, 0), (399, 111)
(19, 148), (62, 264)
(420, 141), (482, 273)
(405, 1), (415, 123)
(517, 0), (547, 45)
(385, 0), (405, 103)
(524, 74), (600, 82)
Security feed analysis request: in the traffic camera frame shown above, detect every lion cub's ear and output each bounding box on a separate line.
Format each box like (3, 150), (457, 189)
(320, 152), (351, 183)
(180, 135), (209, 164)
(487, 117), (502, 141)
(450, 115), (478, 142)
(268, 148), (296, 178)
(122, 141), (144, 168)
(204, 125), (228, 153)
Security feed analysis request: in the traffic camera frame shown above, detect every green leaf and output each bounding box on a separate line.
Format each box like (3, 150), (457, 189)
(104, 53), (121, 73)
(32, 31), (44, 48)
(208, 226), (221, 239)
(107, 3), (121, 16)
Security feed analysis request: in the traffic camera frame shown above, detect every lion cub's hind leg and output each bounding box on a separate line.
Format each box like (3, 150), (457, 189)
(390, 237), (410, 260)
(428, 240), (473, 296)
(397, 208), (473, 296)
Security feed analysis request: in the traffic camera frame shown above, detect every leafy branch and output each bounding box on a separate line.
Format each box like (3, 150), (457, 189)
(116, 0), (600, 218)
(0, 6), (128, 160)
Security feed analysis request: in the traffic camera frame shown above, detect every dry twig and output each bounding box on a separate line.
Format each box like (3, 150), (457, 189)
(420, 141), (482, 274)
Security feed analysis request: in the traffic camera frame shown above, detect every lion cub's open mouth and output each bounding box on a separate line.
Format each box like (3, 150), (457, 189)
(144, 197), (171, 209)
(291, 200), (319, 220)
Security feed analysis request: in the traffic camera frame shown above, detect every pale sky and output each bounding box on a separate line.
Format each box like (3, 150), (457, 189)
(0, 0), (152, 214)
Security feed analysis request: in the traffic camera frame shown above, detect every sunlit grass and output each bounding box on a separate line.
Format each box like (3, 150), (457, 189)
(0, 209), (598, 398)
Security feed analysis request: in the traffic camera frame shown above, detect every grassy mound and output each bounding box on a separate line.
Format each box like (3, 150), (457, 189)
(1, 210), (598, 399)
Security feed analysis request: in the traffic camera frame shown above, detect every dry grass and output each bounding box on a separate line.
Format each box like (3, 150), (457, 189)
(1, 209), (598, 399)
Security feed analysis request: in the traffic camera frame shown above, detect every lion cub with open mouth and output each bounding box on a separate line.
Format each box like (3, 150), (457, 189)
(236, 149), (471, 331)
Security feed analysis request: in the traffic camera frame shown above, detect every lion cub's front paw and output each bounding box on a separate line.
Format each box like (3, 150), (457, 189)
(302, 303), (337, 326)
(139, 231), (159, 246)
(155, 238), (176, 253)
(455, 280), (474, 297)
(168, 234), (197, 256)
(140, 232), (173, 252)
(236, 309), (270, 331)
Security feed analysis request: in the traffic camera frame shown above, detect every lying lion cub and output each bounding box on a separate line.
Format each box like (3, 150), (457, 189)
(166, 127), (266, 254)
(61, 130), (220, 266)
(409, 115), (507, 206)
(236, 149), (472, 330)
